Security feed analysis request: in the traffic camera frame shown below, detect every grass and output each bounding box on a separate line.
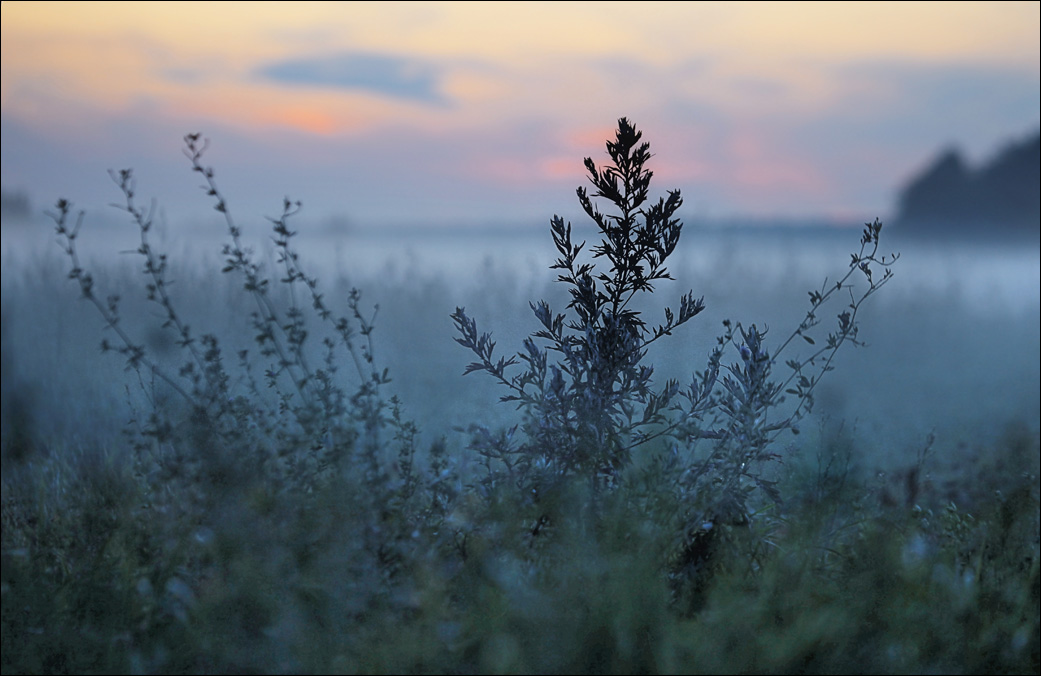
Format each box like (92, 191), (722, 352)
(1, 120), (1038, 674)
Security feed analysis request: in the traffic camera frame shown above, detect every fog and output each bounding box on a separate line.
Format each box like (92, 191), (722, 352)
(2, 215), (1038, 478)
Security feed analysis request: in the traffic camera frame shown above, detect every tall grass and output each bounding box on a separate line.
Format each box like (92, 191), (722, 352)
(1, 120), (1037, 674)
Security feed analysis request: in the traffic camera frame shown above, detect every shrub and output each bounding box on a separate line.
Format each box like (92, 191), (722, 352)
(46, 135), (420, 500)
(39, 135), (445, 668)
(452, 118), (898, 549)
(453, 118), (704, 493)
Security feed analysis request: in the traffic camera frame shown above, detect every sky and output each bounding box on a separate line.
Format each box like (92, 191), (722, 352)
(2, 1), (1039, 228)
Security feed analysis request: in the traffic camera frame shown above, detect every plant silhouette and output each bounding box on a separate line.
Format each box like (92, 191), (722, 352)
(454, 118), (705, 494)
(454, 118), (898, 536)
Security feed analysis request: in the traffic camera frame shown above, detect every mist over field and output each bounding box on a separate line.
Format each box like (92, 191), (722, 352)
(3, 212), (1038, 477)
(2, 145), (1038, 673)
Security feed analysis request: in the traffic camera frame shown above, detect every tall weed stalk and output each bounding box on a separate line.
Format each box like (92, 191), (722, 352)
(453, 118), (899, 551)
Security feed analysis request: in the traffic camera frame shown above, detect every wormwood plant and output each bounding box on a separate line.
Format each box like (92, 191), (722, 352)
(454, 119), (703, 490)
(453, 118), (898, 538)
(47, 135), (425, 515)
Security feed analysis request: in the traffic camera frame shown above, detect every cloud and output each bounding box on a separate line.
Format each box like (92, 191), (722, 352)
(258, 52), (446, 105)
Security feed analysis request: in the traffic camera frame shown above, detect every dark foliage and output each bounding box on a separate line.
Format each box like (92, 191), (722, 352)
(2, 120), (1036, 675)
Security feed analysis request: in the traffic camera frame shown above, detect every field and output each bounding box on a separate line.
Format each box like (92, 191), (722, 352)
(1, 129), (1038, 673)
